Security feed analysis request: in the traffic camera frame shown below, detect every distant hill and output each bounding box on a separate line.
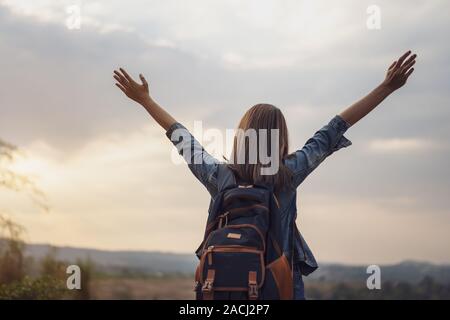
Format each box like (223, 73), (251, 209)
(22, 242), (197, 276)
(307, 260), (450, 284)
(17, 241), (450, 283)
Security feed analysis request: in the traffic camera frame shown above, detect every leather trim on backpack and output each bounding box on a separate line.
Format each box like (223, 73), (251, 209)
(194, 262), (201, 282)
(248, 271), (258, 299)
(266, 254), (293, 300)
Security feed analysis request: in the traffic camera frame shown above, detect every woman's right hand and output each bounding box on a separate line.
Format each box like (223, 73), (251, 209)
(339, 50), (417, 126)
(381, 51), (417, 93)
(113, 68), (152, 106)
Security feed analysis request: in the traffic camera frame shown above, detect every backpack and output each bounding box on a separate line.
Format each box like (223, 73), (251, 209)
(194, 165), (293, 300)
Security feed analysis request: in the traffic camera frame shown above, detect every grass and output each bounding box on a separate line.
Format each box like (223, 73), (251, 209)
(90, 276), (195, 299)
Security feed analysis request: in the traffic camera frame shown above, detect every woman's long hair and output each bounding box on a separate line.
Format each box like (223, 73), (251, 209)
(228, 103), (293, 192)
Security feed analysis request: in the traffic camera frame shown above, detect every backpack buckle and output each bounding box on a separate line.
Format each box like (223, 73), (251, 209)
(202, 269), (215, 300)
(248, 271), (258, 300)
(202, 280), (213, 292)
(218, 212), (229, 228)
(249, 284), (258, 299)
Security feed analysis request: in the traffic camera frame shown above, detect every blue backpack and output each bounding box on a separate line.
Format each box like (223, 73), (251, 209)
(194, 165), (293, 300)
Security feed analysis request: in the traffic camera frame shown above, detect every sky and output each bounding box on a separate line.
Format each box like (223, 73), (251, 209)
(0, 0), (449, 265)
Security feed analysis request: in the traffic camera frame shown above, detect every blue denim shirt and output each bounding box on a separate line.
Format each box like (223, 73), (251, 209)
(166, 115), (352, 296)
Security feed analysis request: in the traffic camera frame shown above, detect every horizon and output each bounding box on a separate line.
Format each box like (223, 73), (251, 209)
(15, 239), (450, 268)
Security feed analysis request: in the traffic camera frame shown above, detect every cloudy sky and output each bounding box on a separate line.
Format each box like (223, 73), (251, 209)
(0, 0), (449, 265)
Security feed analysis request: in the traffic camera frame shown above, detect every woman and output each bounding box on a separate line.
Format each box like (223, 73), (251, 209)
(113, 51), (417, 299)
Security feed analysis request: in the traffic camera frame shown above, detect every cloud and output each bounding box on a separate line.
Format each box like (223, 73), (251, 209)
(3, 0), (448, 70)
(299, 194), (450, 265)
(367, 138), (441, 154)
(3, 123), (212, 252)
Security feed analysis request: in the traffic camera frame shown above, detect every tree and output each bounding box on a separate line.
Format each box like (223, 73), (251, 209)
(0, 138), (65, 300)
(0, 215), (25, 284)
(0, 139), (49, 213)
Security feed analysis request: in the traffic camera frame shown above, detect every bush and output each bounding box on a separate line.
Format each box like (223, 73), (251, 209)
(0, 276), (67, 300)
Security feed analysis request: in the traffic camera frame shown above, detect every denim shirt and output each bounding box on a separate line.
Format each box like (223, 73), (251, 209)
(165, 115), (352, 283)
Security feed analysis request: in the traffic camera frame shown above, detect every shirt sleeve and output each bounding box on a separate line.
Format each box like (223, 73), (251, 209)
(166, 122), (220, 196)
(285, 115), (352, 188)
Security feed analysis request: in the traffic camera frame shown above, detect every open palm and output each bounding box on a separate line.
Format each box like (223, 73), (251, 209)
(114, 68), (150, 105)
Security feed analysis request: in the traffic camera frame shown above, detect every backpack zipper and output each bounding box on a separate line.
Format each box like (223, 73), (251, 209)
(216, 204), (269, 229)
(202, 224), (266, 253)
(207, 245), (262, 265)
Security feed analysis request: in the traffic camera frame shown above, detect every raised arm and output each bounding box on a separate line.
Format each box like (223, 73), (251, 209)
(339, 51), (417, 126)
(114, 68), (221, 195)
(113, 68), (176, 131)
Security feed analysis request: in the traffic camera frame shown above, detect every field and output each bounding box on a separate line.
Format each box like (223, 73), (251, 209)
(91, 277), (195, 300)
(89, 275), (450, 300)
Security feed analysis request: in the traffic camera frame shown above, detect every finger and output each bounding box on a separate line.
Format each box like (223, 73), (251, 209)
(139, 74), (148, 88)
(394, 50), (411, 69)
(119, 68), (135, 83)
(113, 74), (128, 85)
(400, 53), (416, 71)
(388, 61), (396, 70)
(114, 70), (129, 85)
(401, 59), (416, 74)
(113, 74), (129, 87)
(405, 67), (414, 78)
(115, 83), (127, 94)
(402, 53), (417, 66)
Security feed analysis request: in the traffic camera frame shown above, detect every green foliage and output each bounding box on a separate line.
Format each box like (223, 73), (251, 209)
(0, 138), (73, 300)
(0, 222), (69, 300)
(0, 276), (66, 300)
(0, 245), (95, 300)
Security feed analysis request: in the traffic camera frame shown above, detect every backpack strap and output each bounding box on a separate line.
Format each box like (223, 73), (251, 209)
(216, 164), (237, 193)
